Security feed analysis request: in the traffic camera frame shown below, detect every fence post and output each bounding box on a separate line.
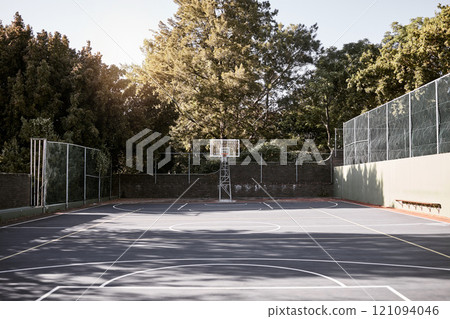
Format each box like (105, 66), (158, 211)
(30, 139), (33, 206)
(66, 143), (69, 208)
(42, 139), (47, 209)
(98, 165), (101, 203)
(436, 80), (440, 154)
(334, 128), (337, 157)
(367, 113), (370, 162)
(37, 140), (41, 206)
(386, 104), (389, 161)
(353, 119), (356, 164)
(109, 161), (112, 200)
(409, 93), (412, 157)
(343, 124), (346, 165)
(188, 153), (191, 184)
(260, 153), (263, 183)
(83, 148), (86, 205)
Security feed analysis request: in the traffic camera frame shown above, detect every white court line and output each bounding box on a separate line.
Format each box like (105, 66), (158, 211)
(266, 201), (338, 210)
(76, 178), (201, 301)
(386, 286), (411, 301)
(312, 205), (450, 260)
(253, 179), (376, 301)
(0, 214), (56, 229)
(326, 201), (339, 208)
(37, 286), (61, 301)
(269, 222), (444, 228)
(37, 285), (407, 301)
(262, 202), (273, 210)
(336, 200), (450, 225)
(4, 257), (449, 275)
(112, 204), (155, 213)
(5, 227), (68, 229)
(58, 212), (111, 216)
(101, 263), (346, 287)
(0, 203), (111, 229)
(177, 203), (188, 211)
(112, 204), (134, 212)
(203, 203), (248, 206)
(0, 208), (142, 263)
(113, 203), (182, 214)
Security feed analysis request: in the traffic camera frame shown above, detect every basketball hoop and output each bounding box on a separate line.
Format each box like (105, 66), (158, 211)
(210, 139), (240, 158)
(221, 147), (230, 159)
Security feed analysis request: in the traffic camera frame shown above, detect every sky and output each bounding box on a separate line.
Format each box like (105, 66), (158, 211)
(0, 0), (447, 66)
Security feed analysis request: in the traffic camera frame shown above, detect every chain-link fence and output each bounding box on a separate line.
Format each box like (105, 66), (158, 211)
(31, 140), (112, 207)
(343, 73), (450, 165)
(150, 151), (332, 184)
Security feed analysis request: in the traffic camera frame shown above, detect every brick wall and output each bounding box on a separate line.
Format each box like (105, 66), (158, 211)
(0, 173), (30, 209)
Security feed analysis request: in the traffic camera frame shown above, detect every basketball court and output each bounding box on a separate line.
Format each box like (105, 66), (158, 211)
(1, 197), (450, 301)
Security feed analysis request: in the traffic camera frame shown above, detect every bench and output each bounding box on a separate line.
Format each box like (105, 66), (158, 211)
(396, 199), (441, 212)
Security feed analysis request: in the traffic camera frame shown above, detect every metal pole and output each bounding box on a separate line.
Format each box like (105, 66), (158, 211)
(31, 139), (35, 206)
(30, 139), (33, 206)
(386, 104), (389, 161)
(436, 80), (440, 154)
(118, 174), (121, 198)
(353, 119), (356, 164)
(260, 153), (263, 183)
(409, 93), (412, 157)
(368, 113), (371, 162)
(83, 148), (86, 204)
(33, 140), (36, 206)
(219, 158), (222, 201)
(109, 160), (112, 200)
(330, 153), (333, 184)
(188, 153), (191, 184)
(42, 139), (47, 209)
(37, 140), (41, 206)
(343, 124), (346, 165)
(334, 128), (337, 157)
(66, 143), (69, 208)
(295, 160), (298, 183)
(98, 164), (101, 203)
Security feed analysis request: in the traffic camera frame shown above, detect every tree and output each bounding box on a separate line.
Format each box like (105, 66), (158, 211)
(135, 0), (320, 147)
(0, 13), (33, 141)
(349, 4), (450, 104)
(0, 13), (136, 172)
(124, 82), (178, 137)
(282, 40), (379, 151)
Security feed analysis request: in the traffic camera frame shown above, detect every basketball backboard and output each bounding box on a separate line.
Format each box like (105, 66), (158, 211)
(210, 139), (240, 158)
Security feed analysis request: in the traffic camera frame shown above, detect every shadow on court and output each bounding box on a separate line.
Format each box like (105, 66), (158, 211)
(1, 222), (450, 300)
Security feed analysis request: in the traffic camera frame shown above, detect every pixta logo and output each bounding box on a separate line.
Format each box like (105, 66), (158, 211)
(192, 138), (325, 165)
(126, 129), (171, 175)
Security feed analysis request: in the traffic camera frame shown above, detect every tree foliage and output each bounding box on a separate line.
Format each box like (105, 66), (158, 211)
(0, 13), (168, 172)
(349, 4), (450, 104)
(136, 0), (320, 147)
(280, 40), (380, 151)
(1, 4), (449, 173)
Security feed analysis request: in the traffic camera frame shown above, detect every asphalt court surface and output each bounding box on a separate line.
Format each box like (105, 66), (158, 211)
(1, 200), (450, 301)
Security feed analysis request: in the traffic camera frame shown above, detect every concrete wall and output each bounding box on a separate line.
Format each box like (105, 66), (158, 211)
(334, 152), (450, 217)
(0, 173), (30, 209)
